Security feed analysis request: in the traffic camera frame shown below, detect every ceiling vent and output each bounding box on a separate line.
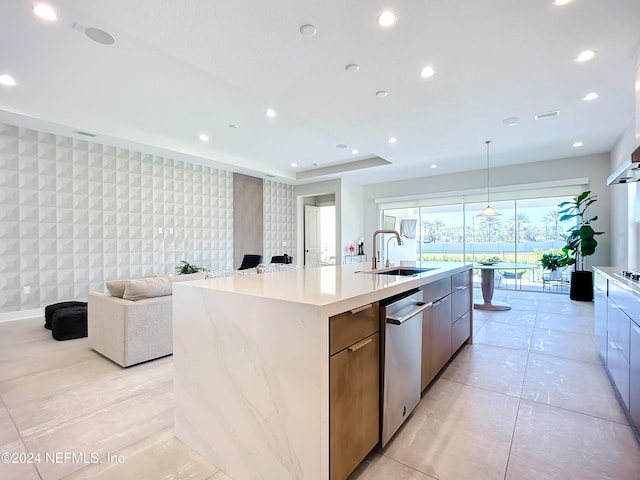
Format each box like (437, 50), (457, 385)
(73, 130), (97, 137)
(534, 110), (560, 120)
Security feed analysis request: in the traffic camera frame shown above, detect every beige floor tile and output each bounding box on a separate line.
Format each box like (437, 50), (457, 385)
(0, 339), (97, 383)
(23, 384), (173, 480)
(208, 470), (234, 479)
(440, 343), (528, 396)
(0, 355), (121, 403)
(382, 379), (519, 480)
(472, 321), (533, 350)
(537, 299), (594, 317)
(63, 428), (218, 480)
(531, 328), (600, 364)
(507, 400), (640, 480)
(7, 358), (172, 437)
(0, 402), (20, 446)
(350, 453), (436, 480)
(521, 353), (628, 423)
(535, 311), (594, 335)
(488, 310), (537, 328)
(0, 441), (41, 480)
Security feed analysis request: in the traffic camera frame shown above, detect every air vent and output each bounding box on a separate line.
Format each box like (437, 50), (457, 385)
(73, 130), (96, 137)
(534, 110), (560, 120)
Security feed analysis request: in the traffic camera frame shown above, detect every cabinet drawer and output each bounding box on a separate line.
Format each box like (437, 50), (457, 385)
(330, 303), (379, 356)
(422, 277), (451, 303)
(330, 332), (379, 480)
(630, 321), (640, 429)
(451, 310), (471, 353)
(609, 300), (630, 363)
(451, 284), (471, 321)
(609, 282), (640, 325)
(451, 270), (471, 291)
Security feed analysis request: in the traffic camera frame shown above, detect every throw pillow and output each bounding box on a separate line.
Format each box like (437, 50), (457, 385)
(106, 280), (128, 298)
(123, 276), (173, 301)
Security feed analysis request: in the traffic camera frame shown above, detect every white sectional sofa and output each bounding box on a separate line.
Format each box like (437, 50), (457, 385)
(88, 273), (203, 367)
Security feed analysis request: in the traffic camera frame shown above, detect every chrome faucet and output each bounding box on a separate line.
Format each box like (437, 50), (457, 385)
(372, 229), (402, 269)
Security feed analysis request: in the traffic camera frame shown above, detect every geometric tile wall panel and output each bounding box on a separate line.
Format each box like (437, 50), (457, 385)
(263, 180), (296, 263)
(0, 120), (294, 314)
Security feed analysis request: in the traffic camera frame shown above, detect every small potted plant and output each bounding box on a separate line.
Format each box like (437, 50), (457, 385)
(558, 191), (604, 301)
(176, 261), (203, 275)
(540, 250), (568, 281)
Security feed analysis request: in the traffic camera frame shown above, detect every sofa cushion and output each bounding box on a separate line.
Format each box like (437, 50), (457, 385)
(123, 276), (172, 301)
(106, 280), (128, 298)
(169, 272), (206, 282)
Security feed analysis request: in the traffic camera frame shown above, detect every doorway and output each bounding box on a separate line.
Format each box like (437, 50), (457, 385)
(304, 196), (336, 266)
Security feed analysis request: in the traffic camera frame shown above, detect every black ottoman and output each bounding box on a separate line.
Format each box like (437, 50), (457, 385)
(51, 305), (88, 341)
(44, 301), (87, 330)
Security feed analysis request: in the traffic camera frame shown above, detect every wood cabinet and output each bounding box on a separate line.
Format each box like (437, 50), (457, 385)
(421, 278), (452, 391)
(329, 303), (380, 480)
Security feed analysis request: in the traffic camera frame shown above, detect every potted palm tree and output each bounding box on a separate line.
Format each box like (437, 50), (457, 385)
(558, 191), (604, 301)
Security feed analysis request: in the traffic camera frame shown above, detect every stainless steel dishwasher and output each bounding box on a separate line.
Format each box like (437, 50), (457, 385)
(381, 289), (430, 447)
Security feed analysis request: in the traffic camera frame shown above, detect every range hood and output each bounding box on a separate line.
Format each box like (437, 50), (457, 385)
(607, 145), (640, 185)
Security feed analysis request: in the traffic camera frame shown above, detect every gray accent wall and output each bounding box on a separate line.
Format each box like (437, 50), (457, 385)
(233, 173), (263, 268)
(0, 121), (296, 314)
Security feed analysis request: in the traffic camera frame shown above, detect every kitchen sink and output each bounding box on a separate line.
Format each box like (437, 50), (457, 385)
(372, 267), (436, 276)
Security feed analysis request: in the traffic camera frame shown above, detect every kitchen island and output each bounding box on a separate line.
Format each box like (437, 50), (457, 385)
(172, 262), (472, 480)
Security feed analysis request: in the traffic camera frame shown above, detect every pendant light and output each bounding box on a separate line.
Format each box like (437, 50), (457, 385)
(479, 140), (499, 216)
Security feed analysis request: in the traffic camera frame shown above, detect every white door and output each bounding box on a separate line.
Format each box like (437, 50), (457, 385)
(304, 205), (321, 265)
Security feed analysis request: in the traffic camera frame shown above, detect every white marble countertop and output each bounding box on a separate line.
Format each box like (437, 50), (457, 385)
(593, 266), (640, 296)
(179, 261), (471, 313)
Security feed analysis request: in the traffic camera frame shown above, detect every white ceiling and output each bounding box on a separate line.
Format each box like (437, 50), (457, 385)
(1, 0), (639, 185)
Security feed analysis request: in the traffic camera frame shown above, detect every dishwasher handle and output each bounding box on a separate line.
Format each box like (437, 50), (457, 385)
(387, 301), (432, 325)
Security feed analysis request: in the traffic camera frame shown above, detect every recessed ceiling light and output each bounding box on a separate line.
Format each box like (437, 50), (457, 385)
(0, 74), (17, 86)
(572, 142), (583, 147)
(336, 144), (348, 149)
(228, 124), (238, 129)
(575, 50), (595, 62)
(502, 117), (519, 126)
(419, 66), (435, 78)
(345, 64), (360, 72)
(376, 90), (388, 98)
(33, 3), (57, 21)
(583, 92), (599, 101)
(430, 164), (437, 169)
(387, 137), (397, 144)
(265, 108), (276, 118)
(552, 0), (572, 5)
(299, 24), (317, 36)
(291, 162), (298, 168)
(377, 11), (397, 27)
(351, 149), (359, 154)
(199, 134), (209, 142)
(85, 27), (115, 45)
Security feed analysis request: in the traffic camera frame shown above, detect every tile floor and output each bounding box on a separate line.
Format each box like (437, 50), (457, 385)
(1, 289), (639, 480)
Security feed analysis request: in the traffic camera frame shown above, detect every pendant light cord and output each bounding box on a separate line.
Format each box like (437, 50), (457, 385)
(486, 140), (491, 204)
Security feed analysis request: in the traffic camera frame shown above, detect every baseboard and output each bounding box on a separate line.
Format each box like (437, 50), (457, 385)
(0, 308), (44, 323)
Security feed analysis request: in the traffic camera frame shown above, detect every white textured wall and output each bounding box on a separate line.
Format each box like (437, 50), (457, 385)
(263, 180), (296, 263)
(0, 122), (296, 313)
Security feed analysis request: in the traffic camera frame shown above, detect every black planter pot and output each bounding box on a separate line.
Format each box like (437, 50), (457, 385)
(569, 270), (593, 301)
